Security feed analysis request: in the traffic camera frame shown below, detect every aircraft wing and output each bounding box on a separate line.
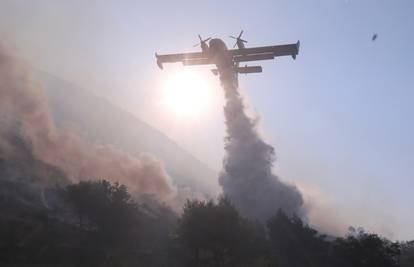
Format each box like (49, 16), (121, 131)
(229, 41), (300, 62)
(155, 51), (211, 69)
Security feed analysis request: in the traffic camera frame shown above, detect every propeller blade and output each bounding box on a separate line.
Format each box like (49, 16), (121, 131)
(193, 36), (211, 48)
(238, 30), (244, 38)
(229, 35), (237, 39)
(240, 39), (247, 43)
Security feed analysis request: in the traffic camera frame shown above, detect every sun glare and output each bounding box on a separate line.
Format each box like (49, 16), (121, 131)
(161, 70), (212, 119)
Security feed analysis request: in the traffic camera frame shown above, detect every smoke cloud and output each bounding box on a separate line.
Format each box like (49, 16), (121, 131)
(0, 41), (176, 204)
(218, 69), (304, 221)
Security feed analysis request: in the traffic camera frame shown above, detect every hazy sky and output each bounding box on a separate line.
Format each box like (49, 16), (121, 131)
(0, 0), (413, 240)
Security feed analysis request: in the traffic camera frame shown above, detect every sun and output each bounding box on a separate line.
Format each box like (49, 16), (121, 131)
(161, 70), (213, 119)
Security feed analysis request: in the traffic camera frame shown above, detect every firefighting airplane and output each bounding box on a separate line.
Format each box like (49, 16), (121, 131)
(155, 31), (300, 76)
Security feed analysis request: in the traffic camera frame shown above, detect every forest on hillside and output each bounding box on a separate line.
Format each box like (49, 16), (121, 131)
(1, 178), (413, 267)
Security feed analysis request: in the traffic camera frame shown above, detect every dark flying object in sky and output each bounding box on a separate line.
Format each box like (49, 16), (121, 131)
(155, 32), (299, 76)
(372, 33), (378, 41)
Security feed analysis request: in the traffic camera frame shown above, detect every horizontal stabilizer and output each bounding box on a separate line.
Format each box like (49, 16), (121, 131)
(211, 66), (262, 75)
(236, 66), (262, 74)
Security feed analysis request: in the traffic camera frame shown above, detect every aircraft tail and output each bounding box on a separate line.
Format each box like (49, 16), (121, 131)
(211, 66), (262, 75)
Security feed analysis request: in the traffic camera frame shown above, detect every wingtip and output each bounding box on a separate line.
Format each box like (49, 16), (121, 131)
(155, 53), (163, 69)
(292, 40), (300, 60)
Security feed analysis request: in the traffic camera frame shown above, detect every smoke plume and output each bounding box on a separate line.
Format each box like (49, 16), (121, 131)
(0, 41), (176, 204)
(218, 69), (304, 221)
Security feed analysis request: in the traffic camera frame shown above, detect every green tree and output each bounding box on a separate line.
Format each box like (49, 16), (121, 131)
(65, 180), (183, 267)
(399, 241), (414, 267)
(334, 227), (401, 267)
(173, 197), (268, 267)
(267, 210), (333, 267)
(65, 180), (140, 246)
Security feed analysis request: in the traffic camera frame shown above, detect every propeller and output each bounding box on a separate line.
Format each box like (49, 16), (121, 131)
(193, 34), (211, 47)
(229, 30), (247, 48)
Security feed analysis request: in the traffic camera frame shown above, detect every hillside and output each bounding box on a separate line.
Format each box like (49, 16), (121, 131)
(37, 71), (219, 198)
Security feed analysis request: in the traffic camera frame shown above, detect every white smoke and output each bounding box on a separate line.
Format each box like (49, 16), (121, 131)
(0, 40), (177, 205)
(218, 69), (304, 221)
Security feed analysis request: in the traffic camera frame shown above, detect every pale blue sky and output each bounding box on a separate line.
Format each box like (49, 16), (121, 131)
(0, 0), (413, 240)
